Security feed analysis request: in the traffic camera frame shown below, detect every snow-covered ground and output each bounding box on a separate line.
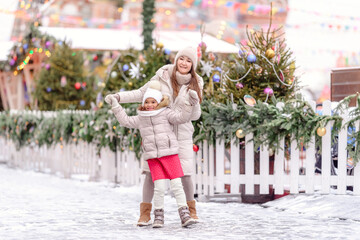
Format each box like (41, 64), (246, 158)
(0, 164), (359, 240)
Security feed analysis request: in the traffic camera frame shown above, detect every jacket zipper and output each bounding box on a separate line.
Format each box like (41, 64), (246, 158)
(150, 116), (159, 158)
(174, 124), (178, 139)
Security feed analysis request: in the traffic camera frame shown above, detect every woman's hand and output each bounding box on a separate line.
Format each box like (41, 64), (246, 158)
(188, 90), (199, 106)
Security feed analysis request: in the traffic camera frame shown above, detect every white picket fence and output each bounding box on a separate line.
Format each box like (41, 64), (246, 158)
(192, 100), (360, 200)
(0, 139), (142, 186)
(1, 99), (359, 201)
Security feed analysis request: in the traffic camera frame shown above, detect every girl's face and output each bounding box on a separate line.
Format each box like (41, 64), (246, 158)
(144, 97), (159, 111)
(176, 56), (192, 74)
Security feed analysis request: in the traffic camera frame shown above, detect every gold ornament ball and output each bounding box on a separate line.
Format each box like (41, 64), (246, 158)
(80, 122), (84, 128)
(97, 82), (106, 88)
(269, 148), (274, 156)
(316, 127), (326, 137)
(265, 49), (275, 59)
(236, 129), (245, 138)
(128, 82), (133, 86)
(289, 61), (296, 75)
(156, 42), (164, 48)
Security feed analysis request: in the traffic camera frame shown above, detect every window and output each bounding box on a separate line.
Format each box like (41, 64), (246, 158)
(62, 3), (79, 16)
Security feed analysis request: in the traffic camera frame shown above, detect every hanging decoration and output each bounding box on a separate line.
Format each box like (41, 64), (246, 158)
(110, 71), (118, 78)
(347, 158), (354, 169)
(316, 127), (326, 137)
(264, 87), (274, 102)
(200, 60), (214, 78)
(129, 62), (142, 79)
(74, 82), (81, 90)
(247, 54), (257, 63)
(60, 76), (67, 87)
(193, 144), (199, 152)
(236, 83), (244, 89)
(265, 49), (275, 59)
(235, 128), (245, 138)
(122, 64), (129, 72)
(212, 74), (221, 83)
(244, 95), (256, 106)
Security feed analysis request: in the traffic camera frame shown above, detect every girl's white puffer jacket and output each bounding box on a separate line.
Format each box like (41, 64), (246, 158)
(115, 64), (203, 175)
(112, 104), (193, 161)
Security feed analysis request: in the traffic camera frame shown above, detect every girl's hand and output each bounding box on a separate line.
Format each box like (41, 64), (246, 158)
(106, 95), (120, 108)
(105, 94), (120, 105)
(105, 94), (113, 105)
(188, 90), (199, 106)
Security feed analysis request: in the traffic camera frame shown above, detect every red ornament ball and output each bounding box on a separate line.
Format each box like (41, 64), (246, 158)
(74, 82), (81, 90)
(193, 144), (199, 152)
(93, 54), (98, 61)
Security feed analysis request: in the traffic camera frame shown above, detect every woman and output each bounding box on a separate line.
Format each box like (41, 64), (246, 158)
(105, 46), (203, 226)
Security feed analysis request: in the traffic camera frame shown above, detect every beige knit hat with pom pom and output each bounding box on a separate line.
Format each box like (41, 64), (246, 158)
(142, 81), (163, 106)
(174, 46), (198, 70)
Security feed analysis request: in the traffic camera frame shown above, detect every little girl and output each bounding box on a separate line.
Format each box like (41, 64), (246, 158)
(106, 80), (198, 228)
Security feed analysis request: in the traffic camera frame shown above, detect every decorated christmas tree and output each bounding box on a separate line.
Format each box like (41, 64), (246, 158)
(216, 12), (298, 105)
(102, 49), (139, 94)
(196, 40), (225, 100)
(1, 25), (56, 74)
(102, 44), (170, 96)
(33, 42), (96, 110)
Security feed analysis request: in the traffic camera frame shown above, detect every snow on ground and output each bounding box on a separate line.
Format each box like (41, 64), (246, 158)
(263, 192), (360, 222)
(0, 164), (359, 240)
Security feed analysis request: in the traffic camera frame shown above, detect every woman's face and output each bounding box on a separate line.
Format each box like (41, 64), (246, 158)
(144, 97), (158, 111)
(176, 56), (192, 74)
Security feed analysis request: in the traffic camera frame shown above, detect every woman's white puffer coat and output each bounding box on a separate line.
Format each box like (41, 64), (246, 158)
(115, 64), (203, 175)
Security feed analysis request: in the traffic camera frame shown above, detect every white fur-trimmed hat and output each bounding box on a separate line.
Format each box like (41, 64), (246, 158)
(142, 81), (163, 106)
(174, 46), (198, 70)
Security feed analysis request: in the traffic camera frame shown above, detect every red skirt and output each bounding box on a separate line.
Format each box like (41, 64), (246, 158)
(147, 154), (184, 182)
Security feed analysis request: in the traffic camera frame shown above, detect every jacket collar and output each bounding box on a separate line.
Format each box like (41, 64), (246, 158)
(137, 107), (166, 117)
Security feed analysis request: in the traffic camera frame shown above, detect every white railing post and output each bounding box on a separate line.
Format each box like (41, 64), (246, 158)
(305, 100), (316, 194)
(290, 137), (300, 194)
(215, 137), (225, 193)
(354, 120), (360, 195)
(209, 143), (215, 196)
(274, 102), (285, 195)
(321, 100), (332, 194)
(259, 146), (269, 194)
(195, 144), (203, 196)
(337, 106), (348, 194)
(230, 138), (240, 194)
(193, 148), (198, 195)
(245, 132), (254, 194)
(202, 140), (209, 197)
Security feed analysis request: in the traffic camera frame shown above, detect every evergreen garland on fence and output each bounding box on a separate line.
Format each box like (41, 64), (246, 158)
(4, 96), (360, 163)
(193, 96), (343, 155)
